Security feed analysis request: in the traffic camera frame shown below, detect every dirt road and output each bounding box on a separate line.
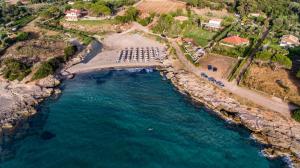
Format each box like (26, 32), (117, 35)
(170, 40), (296, 117)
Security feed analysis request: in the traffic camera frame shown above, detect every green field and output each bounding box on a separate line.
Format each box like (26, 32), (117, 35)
(183, 27), (216, 47)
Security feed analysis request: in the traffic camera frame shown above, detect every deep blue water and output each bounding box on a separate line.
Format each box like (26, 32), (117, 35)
(0, 70), (287, 168)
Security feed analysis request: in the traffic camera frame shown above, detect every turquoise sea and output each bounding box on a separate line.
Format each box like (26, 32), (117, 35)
(0, 70), (287, 168)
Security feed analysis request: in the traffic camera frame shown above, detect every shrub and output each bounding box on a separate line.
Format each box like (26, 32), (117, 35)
(2, 58), (31, 81)
(16, 32), (30, 41)
(137, 17), (152, 26)
(271, 54), (292, 69)
(255, 50), (273, 61)
(116, 7), (139, 23)
(296, 69), (300, 78)
(32, 57), (62, 80)
(64, 45), (77, 61)
(292, 109), (300, 122)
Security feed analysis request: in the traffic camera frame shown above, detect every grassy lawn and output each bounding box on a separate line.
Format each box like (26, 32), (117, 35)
(183, 27), (216, 47)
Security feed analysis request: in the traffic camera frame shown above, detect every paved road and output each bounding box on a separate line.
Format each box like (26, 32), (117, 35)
(170, 40), (296, 117)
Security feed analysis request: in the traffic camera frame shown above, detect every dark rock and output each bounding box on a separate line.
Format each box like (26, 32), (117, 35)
(40, 131), (56, 140)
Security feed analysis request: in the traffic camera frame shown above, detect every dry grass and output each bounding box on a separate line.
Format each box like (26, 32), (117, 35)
(5, 0), (19, 4)
(198, 54), (237, 79)
(60, 19), (117, 34)
(192, 7), (232, 19)
(242, 64), (300, 105)
(21, 17), (59, 36)
(135, 0), (186, 15)
(3, 36), (65, 64)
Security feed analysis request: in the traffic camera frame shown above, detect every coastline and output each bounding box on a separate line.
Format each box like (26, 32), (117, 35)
(64, 54), (300, 167)
(0, 40), (97, 140)
(159, 56), (300, 167)
(0, 38), (299, 167)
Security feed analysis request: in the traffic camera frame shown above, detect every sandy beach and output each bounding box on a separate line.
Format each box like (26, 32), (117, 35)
(68, 33), (165, 74)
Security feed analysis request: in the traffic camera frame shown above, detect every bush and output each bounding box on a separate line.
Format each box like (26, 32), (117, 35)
(255, 50), (273, 61)
(16, 32), (30, 41)
(137, 17), (152, 26)
(2, 58), (31, 81)
(116, 7), (139, 23)
(32, 57), (63, 80)
(292, 109), (300, 122)
(212, 45), (247, 58)
(296, 70), (300, 78)
(64, 45), (77, 61)
(271, 54), (292, 69)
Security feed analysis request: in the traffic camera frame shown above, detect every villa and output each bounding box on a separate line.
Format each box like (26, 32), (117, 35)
(65, 9), (83, 21)
(220, 35), (249, 47)
(205, 19), (223, 30)
(280, 35), (300, 48)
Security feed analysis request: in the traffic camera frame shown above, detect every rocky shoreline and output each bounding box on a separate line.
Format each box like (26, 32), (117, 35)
(0, 38), (300, 167)
(160, 57), (300, 167)
(0, 40), (99, 141)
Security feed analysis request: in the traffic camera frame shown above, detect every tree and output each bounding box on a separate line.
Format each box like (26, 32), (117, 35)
(89, 3), (111, 16)
(292, 109), (300, 122)
(296, 69), (300, 78)
(16, 32), (29, 41)
(40, 6), (60, 19)
(271, 53), (292, 69)
(2, 58), (31, 81)
(116, 7), (139, 23)
(152, 14), (174, 34)
(124, 6), (139, 21)
(222, 16), (235, 27)
(64, 45), (77, 61)
(255, 50), (273, 61)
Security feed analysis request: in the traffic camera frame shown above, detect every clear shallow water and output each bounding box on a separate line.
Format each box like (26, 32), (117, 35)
(0, 70), (286, 168)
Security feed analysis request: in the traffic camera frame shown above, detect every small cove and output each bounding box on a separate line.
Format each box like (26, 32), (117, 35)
(0, 69), (287, 168)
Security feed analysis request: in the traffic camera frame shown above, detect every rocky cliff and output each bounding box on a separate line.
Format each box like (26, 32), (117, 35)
(161, 59), (300, 167)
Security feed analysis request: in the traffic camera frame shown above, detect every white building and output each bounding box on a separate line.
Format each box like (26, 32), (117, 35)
(205, 19), (222, 30)
(65, 9), (82, 21)
(280, 35), (300, 48)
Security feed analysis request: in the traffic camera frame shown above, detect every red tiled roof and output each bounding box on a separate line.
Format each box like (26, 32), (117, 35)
(65, 9), (82, 15)
(221, 36), (249, 45)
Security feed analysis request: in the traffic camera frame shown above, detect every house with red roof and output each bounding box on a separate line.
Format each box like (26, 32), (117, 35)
(220, 35), (249, 47)
(65, 9), (83, 21)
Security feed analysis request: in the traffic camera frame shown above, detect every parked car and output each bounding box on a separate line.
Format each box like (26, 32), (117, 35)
(201, 72), (208, 78)
(208, 65), (213, 70)
(213, 67), (218, 72)
(208, 77), (216, 83)
(216, 81), (225, 87)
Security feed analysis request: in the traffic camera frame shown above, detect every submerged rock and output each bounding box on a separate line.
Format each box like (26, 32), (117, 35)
(40, 131), (56, 140)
